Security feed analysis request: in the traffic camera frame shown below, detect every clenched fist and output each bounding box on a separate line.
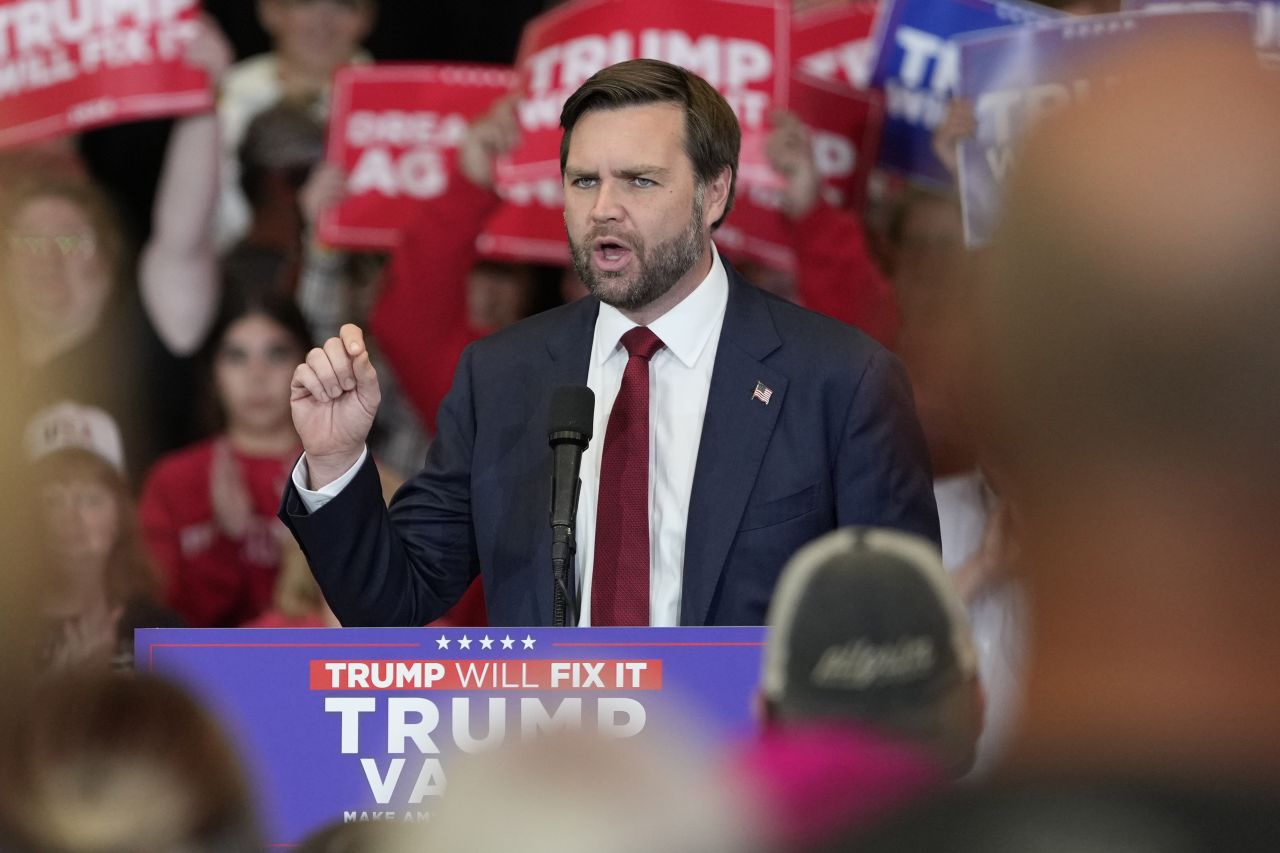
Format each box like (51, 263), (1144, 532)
(291, 324), (381, 488)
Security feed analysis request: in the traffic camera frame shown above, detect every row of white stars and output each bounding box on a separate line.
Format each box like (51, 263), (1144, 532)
(436, 634), (536, 650)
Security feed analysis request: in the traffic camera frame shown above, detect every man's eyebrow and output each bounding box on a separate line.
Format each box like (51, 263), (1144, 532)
(615, 165), (670, 178)
(564, 167), (598, 180)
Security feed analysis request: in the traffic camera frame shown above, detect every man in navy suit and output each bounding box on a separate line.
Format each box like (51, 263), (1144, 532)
(281, 59), (938, 627)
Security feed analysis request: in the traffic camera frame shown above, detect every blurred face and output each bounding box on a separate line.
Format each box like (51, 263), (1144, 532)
(262, 0), (373, 78)
(42, 478), (119, 567)
(4, 195), (112, 340)
(564, 104), (723, 313)
(214, 314), (303, 434)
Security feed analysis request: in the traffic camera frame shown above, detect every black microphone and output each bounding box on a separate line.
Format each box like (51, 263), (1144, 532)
(548, 385), (594, 627)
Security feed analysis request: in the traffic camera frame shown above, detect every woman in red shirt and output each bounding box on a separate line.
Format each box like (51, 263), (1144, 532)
(140, 285), (311, 627)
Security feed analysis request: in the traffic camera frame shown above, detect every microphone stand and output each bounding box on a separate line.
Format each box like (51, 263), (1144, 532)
(549, 429), (583, 628)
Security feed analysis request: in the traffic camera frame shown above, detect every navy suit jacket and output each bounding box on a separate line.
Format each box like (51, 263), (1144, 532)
(281, 265), (939, 626)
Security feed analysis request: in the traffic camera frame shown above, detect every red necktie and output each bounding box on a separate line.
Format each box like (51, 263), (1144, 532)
(592, 326), (665, 626)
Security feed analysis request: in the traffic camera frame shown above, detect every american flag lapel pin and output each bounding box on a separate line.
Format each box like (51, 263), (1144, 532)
(752, 380), (773, 405)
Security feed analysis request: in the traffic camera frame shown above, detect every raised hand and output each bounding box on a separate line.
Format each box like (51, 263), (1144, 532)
(290, 324), (382, 488)
(184, 14), (233, 90)
(300, 161), (348, 229)
(932, 99), (977, 182)
(765, 109), (821, 220)
(458, 94), (522, 191)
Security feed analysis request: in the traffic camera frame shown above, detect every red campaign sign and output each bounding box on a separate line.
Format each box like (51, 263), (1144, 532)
(792, 1), (880, 91)
(717, 72), (883, 272)
(482, 0), (790, 266)
(0, 0), (210, 149)
(319, 63), (516, 250)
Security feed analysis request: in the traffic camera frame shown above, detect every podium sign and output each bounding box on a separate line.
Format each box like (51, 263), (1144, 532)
(138, 626), (766, 845)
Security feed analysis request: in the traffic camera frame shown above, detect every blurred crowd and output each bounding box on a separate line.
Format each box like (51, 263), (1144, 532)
(2, 0), (1279, 850)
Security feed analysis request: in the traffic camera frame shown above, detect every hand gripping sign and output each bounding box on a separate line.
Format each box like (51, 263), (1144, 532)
(482, 0), (790, 266)
(0, 0), (210, 149)
(867, 0), (1062, 186)
(319, 63), (516, 250)
(954, 8), (1256, 248)
(793, 0), (880, 91)
(716, 72), (883, 272)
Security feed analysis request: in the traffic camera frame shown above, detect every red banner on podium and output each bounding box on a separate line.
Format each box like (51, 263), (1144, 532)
(0, 0), (210, 149)
(319, 63), (515, 250)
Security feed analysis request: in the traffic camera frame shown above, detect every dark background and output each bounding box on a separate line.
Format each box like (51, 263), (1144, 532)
(79, 1), (548, 243)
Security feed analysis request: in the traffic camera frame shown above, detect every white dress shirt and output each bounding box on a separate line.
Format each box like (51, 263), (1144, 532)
(292, 247), (730, 626)
(577, 248), (728, 625)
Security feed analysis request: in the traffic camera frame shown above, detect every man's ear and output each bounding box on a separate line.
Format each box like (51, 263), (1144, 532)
(702, 166), (732, 229)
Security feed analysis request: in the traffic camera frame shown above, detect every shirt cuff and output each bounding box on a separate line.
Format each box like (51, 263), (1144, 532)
(292, 447), (370, 513)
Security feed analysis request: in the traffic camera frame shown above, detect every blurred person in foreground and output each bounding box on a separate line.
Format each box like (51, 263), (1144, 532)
(884, 188), (1027, 776)
(0, 316), (43, 713)
(841, 33), (1280, 852)
(422, 728), (759, 853)
(738, 527), (981, 849)
(0, 673), (261, 852)
(294, 817), (418, 853)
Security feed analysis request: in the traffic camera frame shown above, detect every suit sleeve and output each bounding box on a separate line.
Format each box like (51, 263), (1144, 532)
(834, 347), (940, 544)
(787, 200), (900, 350)
(278, 345), (483, 626)
(369, 169), (498, 434)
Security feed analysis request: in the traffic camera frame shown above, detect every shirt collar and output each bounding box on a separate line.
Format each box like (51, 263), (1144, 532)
(594, 244), (729, 368)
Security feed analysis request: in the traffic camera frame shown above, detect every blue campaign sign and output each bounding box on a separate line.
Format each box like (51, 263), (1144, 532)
(867, 0), (1062, 184)
(955, 9), (1255, 246)
(138, 626), (766, 846)
(1122, 0), (1280, 60)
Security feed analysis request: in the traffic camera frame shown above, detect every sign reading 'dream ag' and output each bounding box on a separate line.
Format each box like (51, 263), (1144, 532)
(139, 627), (765, 845)
(867, 0), (1063, 185)
(481, 0), (789, 266)
(955, 9), (1256, 247)
(0, 0), (210, 148)
(319, 63), (515, 250)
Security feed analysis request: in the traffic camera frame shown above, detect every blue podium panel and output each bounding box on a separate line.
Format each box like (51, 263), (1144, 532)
(138, 627), (766, 845)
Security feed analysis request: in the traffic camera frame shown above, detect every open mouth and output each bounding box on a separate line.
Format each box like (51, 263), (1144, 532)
(592, 237), (633, 272)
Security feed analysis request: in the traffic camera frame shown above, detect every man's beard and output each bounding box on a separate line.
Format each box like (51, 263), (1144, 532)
(568, 191), (705, 313)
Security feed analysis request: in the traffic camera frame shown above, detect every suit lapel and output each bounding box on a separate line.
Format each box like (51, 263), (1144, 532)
(529, 296), (599, 624)
(681, 271), (785, 625)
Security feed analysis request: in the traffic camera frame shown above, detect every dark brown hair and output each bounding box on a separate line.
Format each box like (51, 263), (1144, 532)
(559, 58), (740, 229)
(0, 673), (261, 852)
